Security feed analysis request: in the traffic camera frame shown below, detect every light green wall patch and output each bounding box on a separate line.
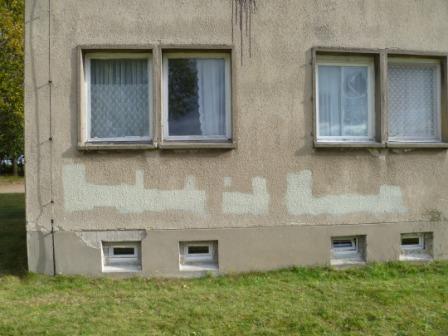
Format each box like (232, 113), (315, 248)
(63, 164), (207, 215)
(286, 170), (407, 216)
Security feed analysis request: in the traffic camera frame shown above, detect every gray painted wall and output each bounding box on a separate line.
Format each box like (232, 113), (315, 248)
(25, 0), (448, 276)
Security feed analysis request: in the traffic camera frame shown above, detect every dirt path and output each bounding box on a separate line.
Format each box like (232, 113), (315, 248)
(0, 183), (24, 194)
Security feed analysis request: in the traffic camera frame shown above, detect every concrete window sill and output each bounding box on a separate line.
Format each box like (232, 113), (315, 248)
(159, 141), (236, 150)
(179, 264), (219, 272)
(102, 265), (142, 273)
(78, 142), (157, 151)
(399, 254), (433, 262)
(314, 141), (385, 149)
(386, 142), (448, 149)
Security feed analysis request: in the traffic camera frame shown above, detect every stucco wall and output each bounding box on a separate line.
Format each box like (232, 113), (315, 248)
(25, 0), (448, 275)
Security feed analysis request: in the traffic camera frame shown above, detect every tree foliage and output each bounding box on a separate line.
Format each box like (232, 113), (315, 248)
(0, 0), (24, 165)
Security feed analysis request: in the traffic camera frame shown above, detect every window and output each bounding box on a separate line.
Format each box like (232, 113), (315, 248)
(400, 233), (424, 250)
(316, 56), (375, 142)
(179, 241), (218, 271)
(102, 241), (141, 272)
(108, 246), (138, 258)
(331, 237), (358, 254)
(85, 52), (152, 142)
(388, 58), (441, 142)
(400, 232), (433, 261)
(331, 236), (366, 266)
(163, 52), (231, 141)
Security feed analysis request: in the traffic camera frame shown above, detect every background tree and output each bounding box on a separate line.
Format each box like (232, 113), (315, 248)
(0, 0), (24, 175)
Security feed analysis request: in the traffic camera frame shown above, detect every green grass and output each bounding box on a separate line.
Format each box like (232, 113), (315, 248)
(0, 193), (26, 275)
(0, 194), (448, 335)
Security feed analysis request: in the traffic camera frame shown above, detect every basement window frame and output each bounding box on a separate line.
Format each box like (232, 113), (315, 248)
(102, 241), (142, 273)
(331, 236), (358, 254)
(330, 235), (366, 266)
(183, 241), (214, 263)
(77, 46), (156, 151)
(400, 233), (424, 250)
(179, 240), (219, 272)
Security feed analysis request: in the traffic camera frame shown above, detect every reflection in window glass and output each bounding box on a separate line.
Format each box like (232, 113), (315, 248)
(168, 58), (227, 137)
(318, 65), (370, 138)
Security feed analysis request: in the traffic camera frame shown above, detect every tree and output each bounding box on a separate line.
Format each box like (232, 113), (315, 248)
(0, 0), (24, 175)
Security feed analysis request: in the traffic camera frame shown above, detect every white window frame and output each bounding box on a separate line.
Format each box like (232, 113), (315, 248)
(84, 52), (153, 143)
(162, 52), (232, 142)
(331, 237), (358, 254)
(101, 241), (141, 273)
(183, 242), (214, 263)
(387, 57), (442, 143)
(401, 233), (424, 250)
(316, 55), (376, 142)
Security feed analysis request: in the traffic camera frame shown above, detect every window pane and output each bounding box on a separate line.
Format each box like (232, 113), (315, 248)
(90, 58), (149, 139)
(342, 67), (369, 136)
(113, 247), (135, 256)
(318, 65), (369, 137)
(401, 237), (420, 246)
(388, 63), (439, 140)
(332, 239), (356, 250)
(168, 58), (226, 137)
(187, 246), (210, 254)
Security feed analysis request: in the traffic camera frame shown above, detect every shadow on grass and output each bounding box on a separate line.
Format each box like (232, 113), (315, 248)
(0, 193), (27, 275)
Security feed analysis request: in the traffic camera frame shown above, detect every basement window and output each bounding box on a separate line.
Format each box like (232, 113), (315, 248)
(102, 241), (142, 273)
(401, 233), (424, 250)
(179, 241), (218, 271)
(331, 236), (366, 266)
(400, 232), (433, 261)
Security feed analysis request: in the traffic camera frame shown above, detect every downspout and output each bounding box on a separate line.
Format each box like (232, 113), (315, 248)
(47, 0), (56, 276)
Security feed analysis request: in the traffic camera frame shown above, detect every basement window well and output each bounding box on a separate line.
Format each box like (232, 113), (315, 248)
(179, 241), (218, 271)
(331, 236), (366, 266)
(102, 241), (142, 272)
(400, 232), (433, 261)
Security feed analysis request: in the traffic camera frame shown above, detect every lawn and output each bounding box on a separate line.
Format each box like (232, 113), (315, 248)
(0, 194), (447, 335)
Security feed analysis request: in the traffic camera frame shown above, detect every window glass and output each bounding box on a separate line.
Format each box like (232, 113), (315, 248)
(318, 65), (370, 138)
(187, 245), (210, 255)
(167, 57), (228, 138)
(89, 57), (150, 140)
(112, 247), (135, 256)
(332, 238), (357, 251)
(388, 62), (440, 141)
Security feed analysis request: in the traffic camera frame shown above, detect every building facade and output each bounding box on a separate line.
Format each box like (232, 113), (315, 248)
(26, 0), (448, 276)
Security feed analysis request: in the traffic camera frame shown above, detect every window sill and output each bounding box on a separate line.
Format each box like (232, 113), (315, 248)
(102, 265), (142, 273)
(399, 254), (432, 262)
(78, 142), (157, 151)
(386, 142), (448, 149)
(159, 141), (236, 150)
(314, 141), (385, 149)
(179, 263), (219, 272)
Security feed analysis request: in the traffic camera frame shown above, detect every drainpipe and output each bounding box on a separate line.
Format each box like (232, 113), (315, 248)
(47, 0), (56, 276)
